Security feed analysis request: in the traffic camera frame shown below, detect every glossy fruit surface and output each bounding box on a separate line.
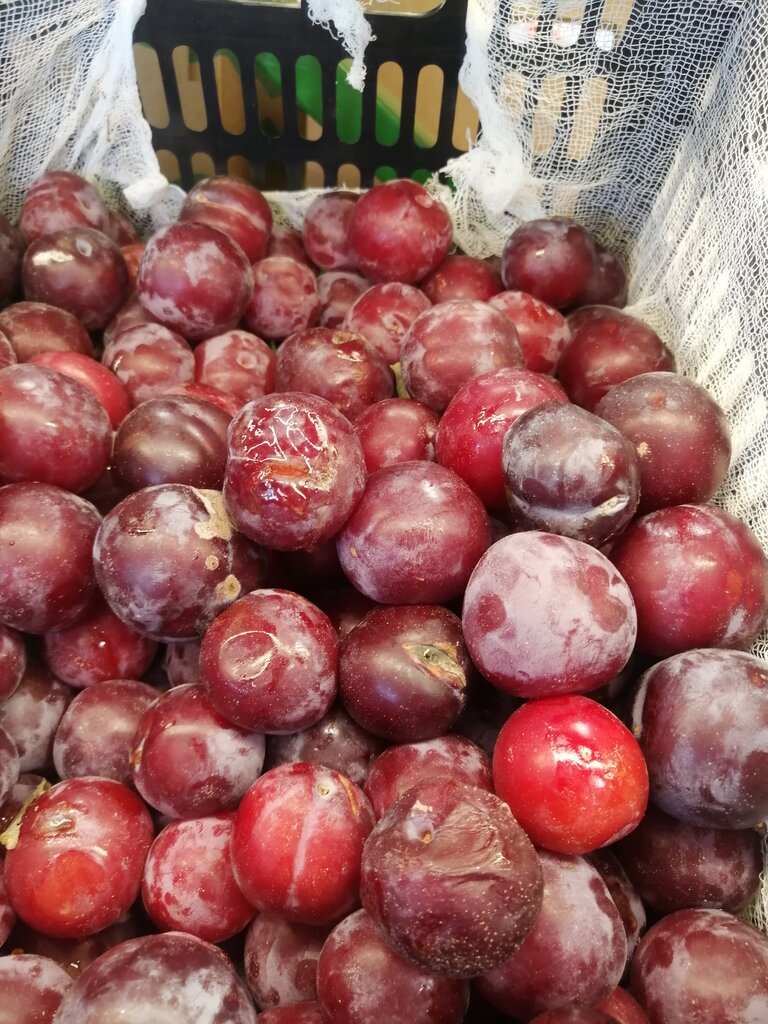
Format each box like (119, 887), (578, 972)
(421, 254), (502, 303)
(275, 326), (393, 420)
(224, 392), (366, 551)
(492, 695), (649, 854)
(52, 679), (159, 785)
(232, 763), (374, 926)
(22, 227), (128, 330)
(180, 175), (272, 263)
(265, 703), (384, 787)
(363, 735), (492, 820)
(4, 777), (154, 939)
(0, 301), (93, 361)
(489, 290), (571, 374)
(18, 171), (109, 245)
(113, 394), (231, 491)
(353, 397), (439, 473)
(558, 307), (675, 410)
(27, 350), (131, 429)
(42, 594), (157, 688)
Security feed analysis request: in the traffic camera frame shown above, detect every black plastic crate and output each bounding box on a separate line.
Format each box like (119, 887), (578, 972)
(133, 0), (472, 192)
(132, 0), (743, 219)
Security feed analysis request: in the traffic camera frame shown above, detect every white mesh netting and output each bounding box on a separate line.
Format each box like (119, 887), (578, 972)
(441, 3), (768, 665)
(0, 0), (183, 226)
(0, 0), (767, 929)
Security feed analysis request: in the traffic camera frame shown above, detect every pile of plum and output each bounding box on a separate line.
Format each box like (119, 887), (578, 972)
(0, 170), (767, 1024)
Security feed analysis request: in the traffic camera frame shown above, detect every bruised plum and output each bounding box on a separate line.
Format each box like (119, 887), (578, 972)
(360, 778), (543, 977)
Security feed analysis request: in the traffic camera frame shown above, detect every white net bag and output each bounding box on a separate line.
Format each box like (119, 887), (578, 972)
(0, 0), (183, 226)
(0, 0), (767, 929)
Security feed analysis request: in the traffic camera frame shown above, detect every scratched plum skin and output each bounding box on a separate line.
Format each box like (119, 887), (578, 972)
(4, 777), (154, 939)
(231, 762), (375, 927)
(338, 604), (471, 742)
(360, 778), (544, 978)
(462, 532), (637, 698)
(223, 392), (367, 552)
(200, 588), (339, 734)
(93, 484), (267, 641)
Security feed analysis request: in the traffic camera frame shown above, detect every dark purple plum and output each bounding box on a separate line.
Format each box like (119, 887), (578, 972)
(361, 778), (543, 977)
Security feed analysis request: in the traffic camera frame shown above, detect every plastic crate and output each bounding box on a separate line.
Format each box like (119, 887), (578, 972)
(131, 0), (743, 222)
(132, 0), (474, 192)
